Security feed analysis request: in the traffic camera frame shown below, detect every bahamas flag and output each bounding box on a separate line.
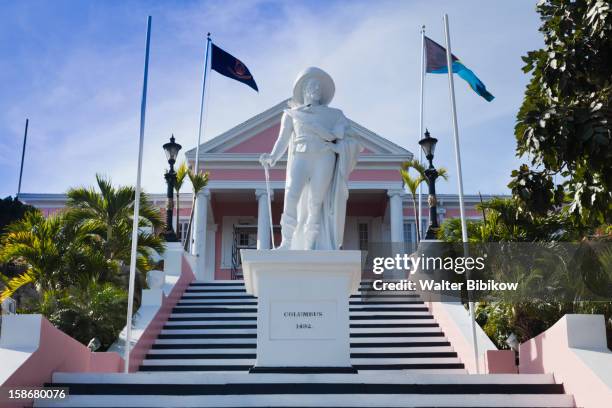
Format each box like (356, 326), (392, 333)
(425, 36), (494, 102)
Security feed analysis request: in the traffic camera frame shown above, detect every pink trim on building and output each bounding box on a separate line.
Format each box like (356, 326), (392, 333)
(403, 207), (430, 217)
(206, 168), (402, 182)
(444, 208), (482, 218)
(348, 169), (401, 182)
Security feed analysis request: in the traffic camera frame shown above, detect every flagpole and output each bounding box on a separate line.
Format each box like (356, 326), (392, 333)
(124, 15), (152, 373)
(16, 118), (29, 200)
(194, 33), (212, 176)
(417, 25), (426, 243)
(443, 13), (480, 374)
(188, 33), (212, 254)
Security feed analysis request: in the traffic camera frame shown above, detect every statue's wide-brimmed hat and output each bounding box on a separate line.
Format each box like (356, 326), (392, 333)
(292, 67), (335, 106)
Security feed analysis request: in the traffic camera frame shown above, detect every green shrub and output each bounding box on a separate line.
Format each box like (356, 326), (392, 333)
(35, 281), (127, 350)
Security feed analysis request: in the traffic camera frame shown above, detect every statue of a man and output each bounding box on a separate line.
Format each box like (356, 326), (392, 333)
(260, 67), (362, 250)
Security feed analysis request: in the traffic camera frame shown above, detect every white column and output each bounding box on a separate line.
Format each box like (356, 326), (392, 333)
(255, 188), (272, 250)
(387, 189), (405, 243)
(192, 188), (210, 280)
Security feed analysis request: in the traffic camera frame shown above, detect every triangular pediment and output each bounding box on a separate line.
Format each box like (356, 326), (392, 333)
(184, 99), (412, 161)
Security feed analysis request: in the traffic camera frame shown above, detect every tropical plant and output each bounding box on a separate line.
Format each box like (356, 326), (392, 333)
(35, 280), (127, 350)
(510, 0), (612, 226)
(65, 174), (164, 274)
(400, 160), (425, 242)
(0, 211), (107, 301)
(400, 160), (449, 242)
(438, 197), (578, 243)
(188, 168), (210, 195)
(438, 196), (612, 349)
(174, 162), (189, 240)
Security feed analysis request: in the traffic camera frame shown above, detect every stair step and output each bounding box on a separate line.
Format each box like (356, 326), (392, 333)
(177, 301), (258, 305)
(46, 381), (564, 395)
(167, 316), (257, 322)
(185, 288), (247, 293)
(163, 323), (258, 329)
(35, 393), (574, 407)
(147, 346), (456, 354)
(143, 352), (459, 360)
(152, 343), (257, 349)
(350, 314), (434, 320)
(180, 295), (256, 299)
(51, 372), (559, 385)
(172, 307), (258, 313)
(169, 313), (257, 318)
(138, 362), (466, 371)
(189, 282), (246, 286)
(160, 327), (443, 335)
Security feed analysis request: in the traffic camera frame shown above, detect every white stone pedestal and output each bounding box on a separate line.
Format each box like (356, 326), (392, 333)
(241, 249), (361, 373)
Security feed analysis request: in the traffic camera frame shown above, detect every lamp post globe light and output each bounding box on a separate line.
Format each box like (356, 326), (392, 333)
(163, 134), (182, 242)
(418, 129), (440, 240)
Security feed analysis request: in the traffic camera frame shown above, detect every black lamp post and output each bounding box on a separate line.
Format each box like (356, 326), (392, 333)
(418, 129), (439, 240)
(162, 134), (182, 242)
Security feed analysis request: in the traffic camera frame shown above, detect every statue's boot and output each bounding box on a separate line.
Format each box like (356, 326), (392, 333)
(304, 222), (320, 250)
(275, 214), (297, 250)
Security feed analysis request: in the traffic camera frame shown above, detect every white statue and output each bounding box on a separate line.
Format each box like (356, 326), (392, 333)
(260, 67), (362, 250)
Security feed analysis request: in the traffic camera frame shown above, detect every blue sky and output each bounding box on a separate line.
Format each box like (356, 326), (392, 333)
(0, 0), (542, 197)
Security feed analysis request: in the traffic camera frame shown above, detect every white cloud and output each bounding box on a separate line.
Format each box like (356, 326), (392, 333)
(0, 0), (542, 197)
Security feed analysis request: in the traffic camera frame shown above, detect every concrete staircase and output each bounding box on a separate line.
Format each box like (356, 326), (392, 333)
(36, 281), (574, 407)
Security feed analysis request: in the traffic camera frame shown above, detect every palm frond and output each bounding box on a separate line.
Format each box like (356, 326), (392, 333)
(437, 167), (450, 181)
(175, 162), (188, 192)
(188, 170), (210, 195)
(0, 269), (35, 302)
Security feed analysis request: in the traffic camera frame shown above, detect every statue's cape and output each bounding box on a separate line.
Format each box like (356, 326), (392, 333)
(290, 131), (363, 250)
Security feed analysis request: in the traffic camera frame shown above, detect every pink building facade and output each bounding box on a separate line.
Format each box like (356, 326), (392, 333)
(21, 100), (499, 282)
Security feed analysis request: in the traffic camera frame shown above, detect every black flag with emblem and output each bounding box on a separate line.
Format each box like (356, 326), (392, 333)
(210, 43), (258, 92)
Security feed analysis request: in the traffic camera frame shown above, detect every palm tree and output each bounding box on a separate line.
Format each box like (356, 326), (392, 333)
(188, 168), (210, 195)
(400, 160), (449, 243)
(0, 211), (106, 301)
(65, 174), (164, 273)
(400, 161), (425, 242)
(184, 168), (210, 249)
(174, 162), (188, 242)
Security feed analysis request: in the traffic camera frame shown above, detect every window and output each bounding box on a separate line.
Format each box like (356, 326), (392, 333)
(421, 217), (428, 238)
(358, 223), (369, 250)
(403, 222), (413, 243)
(177, 221), (190, 244)
(238, 231), (256, 247)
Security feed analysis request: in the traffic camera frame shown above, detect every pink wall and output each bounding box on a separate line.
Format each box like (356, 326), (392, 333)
(222, 124), (376, 155)
(348, 169), (401, 182)
(427, 302), (515, 374)
(206, 168), (403, 183)
(226, 124), (281, 153)
(444, 208), (482, 218)
(404, 207), (430, 217)
(128, 255), (195, 372)
(1, 319), (123, 408)
(520, 315), (611, 408)
(484, 350), (517, 374)
(40, 208), (64, 217)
